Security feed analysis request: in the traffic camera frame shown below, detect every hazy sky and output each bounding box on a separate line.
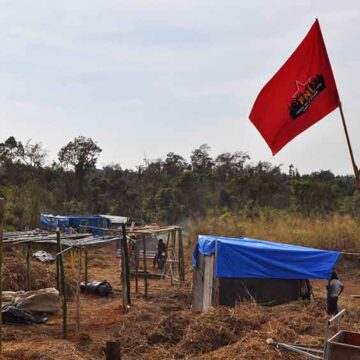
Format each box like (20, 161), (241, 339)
(1, 0), (359, 174)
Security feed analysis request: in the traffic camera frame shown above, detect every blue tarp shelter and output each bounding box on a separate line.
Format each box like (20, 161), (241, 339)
(40, 214), (111, 236)
(193, 235), (340, 280)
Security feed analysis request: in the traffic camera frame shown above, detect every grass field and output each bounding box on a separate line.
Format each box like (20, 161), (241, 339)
(188, 212), (360, 251)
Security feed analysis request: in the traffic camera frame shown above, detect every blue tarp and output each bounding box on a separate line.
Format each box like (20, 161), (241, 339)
(40, 214), (70, 230)
(40, 214), (111, 236)
(193, 235), (340, 280)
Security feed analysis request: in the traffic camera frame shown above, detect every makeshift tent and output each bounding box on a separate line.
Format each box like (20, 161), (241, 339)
(40, 214), (70, 230)
(100, 215), (129, 227)
(40, 214), (111, 236)
(193, 235), (340, 311)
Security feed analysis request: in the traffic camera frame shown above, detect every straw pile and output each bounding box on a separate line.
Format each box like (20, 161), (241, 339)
(119, 291), (360, 360)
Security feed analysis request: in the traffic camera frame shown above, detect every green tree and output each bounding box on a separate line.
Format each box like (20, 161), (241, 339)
(191, 144), (214, 173)
(58, 136), (102, 196)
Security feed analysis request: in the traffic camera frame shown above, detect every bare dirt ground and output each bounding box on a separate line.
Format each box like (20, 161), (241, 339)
(1, 246), (360, 359)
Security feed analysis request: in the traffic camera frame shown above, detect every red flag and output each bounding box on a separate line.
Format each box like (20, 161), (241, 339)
(249, 20), (340, 155)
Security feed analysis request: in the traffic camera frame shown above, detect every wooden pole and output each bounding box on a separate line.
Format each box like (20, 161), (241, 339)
(162, 231), (171, 279)
(135, 242), (139, 295)
(75, 247), (81, 333)
(106, 341), (121, 360)
(70, 249), (76, 270)
(60, 253), (67, 339)
(178, 228), (185, 283)
(142, 234), (148, 299)
(120, 225), (129, 312)
(84, 248), (89, 293)
(173, 230), (178, 284)
(26, 242), (31, 291)
(0, 198), (4, 355)
(56, 229), (62, 292)
(56, 229), (67, 339)
(122, 224), (131, 306)
(84, 248), (88, 292)
(339, 102), (360, 191)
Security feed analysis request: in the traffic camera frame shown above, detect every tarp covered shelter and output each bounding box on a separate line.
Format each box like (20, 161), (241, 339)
(40, 214), (111, 236)
(192, 235), (340, 311)
(99, 215), (129, 226)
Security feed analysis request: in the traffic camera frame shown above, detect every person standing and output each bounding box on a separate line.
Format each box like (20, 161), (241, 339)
(301, 279), (313, 301)
(153, 239), (166, 269)
(327, 272), (344, 315)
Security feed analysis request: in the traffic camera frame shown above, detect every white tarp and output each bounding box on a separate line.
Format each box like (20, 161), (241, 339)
(100, 215), (128, 225)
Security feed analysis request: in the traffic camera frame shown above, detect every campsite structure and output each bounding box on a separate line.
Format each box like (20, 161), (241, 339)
(192, 235), (340, 311)
(0, 208), (185, 356)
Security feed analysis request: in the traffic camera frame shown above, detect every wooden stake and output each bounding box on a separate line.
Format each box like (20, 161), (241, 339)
(122, 224), (131, 306)
(75, 247), (81, 333)
(120, 225), (129, 311)
(56, 229), (62, 292)
(60, 254), (67, 339)
(70, 249), (76, 270)
(84, 248), (88, 293)
(0, 198), (4, 355)
(178, 228), (185, 283)
(135, 242), (139, 295)
(162, 231), (171, 279)
(106, 341), (121, 360)
(142, 234), (148, 299)
(339, 102), (360, 191)
(56, 230), (67, 339)
(26, 242), (31, 291)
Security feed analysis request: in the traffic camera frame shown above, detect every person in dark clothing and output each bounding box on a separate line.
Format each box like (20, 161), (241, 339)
(153, 239), (166, 269)
(327, 272), (344, 315)
(300, 279), (313, 300)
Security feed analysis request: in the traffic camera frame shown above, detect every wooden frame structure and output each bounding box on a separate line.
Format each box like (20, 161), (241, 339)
(0, 228), (123, 340)
(0, 215), (185, 351)
(129, 226), (185, 297)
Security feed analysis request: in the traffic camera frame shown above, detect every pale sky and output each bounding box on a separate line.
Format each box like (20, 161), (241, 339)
(0, 0), (359, 175)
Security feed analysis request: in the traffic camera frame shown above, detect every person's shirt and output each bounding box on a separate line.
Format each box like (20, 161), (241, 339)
(328, 279), (343, 297)
(157, 243), (166, 254)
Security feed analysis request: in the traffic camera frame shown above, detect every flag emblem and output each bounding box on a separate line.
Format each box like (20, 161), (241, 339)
(289, 75), (326, 119)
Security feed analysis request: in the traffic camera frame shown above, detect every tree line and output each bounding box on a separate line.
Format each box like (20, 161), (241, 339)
(0, 136), (358, 229)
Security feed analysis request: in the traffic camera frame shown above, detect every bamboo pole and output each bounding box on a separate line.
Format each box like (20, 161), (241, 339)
(122, 224), (131, 306)
(56, 229), (67, 339)
(135, 242), (139, 295)
(339, 102), (360, 191)
(178, 228), (185, 283)
(59, 252), (67, 339)
(162, 231), (171, 279)
(56, 229), (62, 292)
(0, 198), (4, 355)
(120, 226), (129, 312)
(84, 248), (88, 293)
(75, 247), (81, 333)
(70, 249), (76, 270)
(26, 242), (31, 291)
(172, 230), (177, 285)
(142, 234), (148, 299)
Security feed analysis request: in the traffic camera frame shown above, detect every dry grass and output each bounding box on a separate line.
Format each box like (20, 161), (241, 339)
(143, 291), (360, 360)
(188, 212), (360, 251)
(2, 239), (360, 359)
